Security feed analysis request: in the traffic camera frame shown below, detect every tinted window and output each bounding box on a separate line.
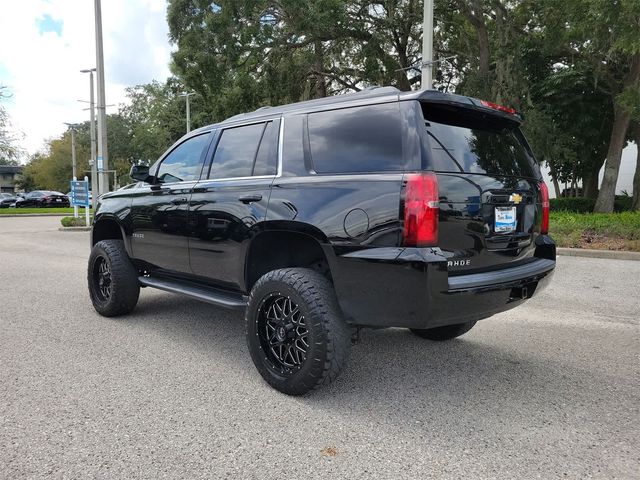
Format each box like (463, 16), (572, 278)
(155, 133), (210, 183)
(253, 121), (278, 176)
(308, 103), (405, 173)
(422, 106), (538, 178)
(209, 123), (265, 179)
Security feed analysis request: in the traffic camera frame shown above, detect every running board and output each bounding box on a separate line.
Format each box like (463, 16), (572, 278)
(138, 276), (247, 310)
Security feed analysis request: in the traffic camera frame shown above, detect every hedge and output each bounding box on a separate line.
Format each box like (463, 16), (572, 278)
(549, 196), (633, 213)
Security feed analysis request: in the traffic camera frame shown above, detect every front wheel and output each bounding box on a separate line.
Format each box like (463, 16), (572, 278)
(410, 321), (476, 341)
(246, 268), (351, 395)
(88, 240), (140, 317)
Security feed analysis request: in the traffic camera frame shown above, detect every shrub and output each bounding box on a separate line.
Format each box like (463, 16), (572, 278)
(550, 195), (633, 213)
(60, 216), (88, 227)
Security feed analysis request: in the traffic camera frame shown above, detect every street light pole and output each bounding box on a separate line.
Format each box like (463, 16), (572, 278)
(180, 92), (195, 133)
(81, 68), (97, 210)
(421, 0), (434, 90)
(64, 123), (80, 218)
(94, 0), (109, 195)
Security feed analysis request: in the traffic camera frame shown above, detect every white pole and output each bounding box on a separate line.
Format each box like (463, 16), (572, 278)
(73, 176), (79, 219)
(89, 70), (97, 210)
(84, 176), (91, 226)
(94, 0), (109, 195)
(421, 0), (434, 90)
(186, 94), (191, 132)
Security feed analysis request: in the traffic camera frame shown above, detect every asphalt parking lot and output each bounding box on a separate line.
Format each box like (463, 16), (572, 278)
(1, 216), (638, 479)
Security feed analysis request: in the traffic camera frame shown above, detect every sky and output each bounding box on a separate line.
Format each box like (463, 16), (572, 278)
(0, 0), (171, 155)
(0, 1), (636, 195)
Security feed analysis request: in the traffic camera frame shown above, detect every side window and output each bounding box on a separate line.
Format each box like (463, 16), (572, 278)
(209, 123), (266, 179)
(155, 133), (210, 183)
(307, 103), (405, 173)
(253, 121), (278, 176)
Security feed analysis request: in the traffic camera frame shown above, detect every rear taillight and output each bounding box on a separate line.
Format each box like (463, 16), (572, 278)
(539, 182), (550, 234)
(403, 173), (439, 247)
(480, 100), (517, 115)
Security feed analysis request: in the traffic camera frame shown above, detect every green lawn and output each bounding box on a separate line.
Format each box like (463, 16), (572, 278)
(0, 207), (92, 215)
(550, 211), (640, 251)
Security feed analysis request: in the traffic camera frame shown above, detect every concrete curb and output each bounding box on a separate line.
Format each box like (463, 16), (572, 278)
(0, 213), (72, 217)
(557, 247), (640, 261)
(58, 226), (91, 232)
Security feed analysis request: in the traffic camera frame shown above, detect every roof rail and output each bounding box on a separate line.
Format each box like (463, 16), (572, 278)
(360, 86), (400, 94)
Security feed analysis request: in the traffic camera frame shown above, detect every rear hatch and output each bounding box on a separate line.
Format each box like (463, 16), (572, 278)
(418, 95), (545, 274)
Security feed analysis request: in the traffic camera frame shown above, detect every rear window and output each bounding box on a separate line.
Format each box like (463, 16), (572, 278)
(421, 104), (539, 178)
(308, 103), (405, 173)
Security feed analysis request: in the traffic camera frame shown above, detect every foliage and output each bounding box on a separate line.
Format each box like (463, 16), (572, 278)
(0, 207), (84, 215)
(0, 86), (21, 164)
(550, 211), (640, 251)
(550, 196), (632, 213)
(60, 216), (88, 227)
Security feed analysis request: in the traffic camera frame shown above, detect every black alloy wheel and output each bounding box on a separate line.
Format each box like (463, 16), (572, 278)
(257, 293), (309, 375)
(93, 256), (112, 301)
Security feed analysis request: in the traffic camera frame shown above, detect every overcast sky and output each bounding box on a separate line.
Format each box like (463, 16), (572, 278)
(0, 0), (171, 155)
(0, 1), (635, 195)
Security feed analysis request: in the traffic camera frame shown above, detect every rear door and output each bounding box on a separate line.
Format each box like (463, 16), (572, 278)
(417, 100), (544, 273)
(188, 119), (280, 290)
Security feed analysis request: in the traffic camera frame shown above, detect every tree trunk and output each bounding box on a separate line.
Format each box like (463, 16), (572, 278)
(631, 124), (640, 211)
(582, 169), (600, 199)
(633, 145), (640, 211)
(594, 53), (640, 212)
(313, 41), (327, 99)
(548, 162), (561, 198)
(594, 105), (632, 212)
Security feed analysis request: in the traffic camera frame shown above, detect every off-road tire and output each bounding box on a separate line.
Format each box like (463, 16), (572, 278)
(410, 321), (476, 341)
(246, 268), (351, 395)
(88, 240), (140, 317)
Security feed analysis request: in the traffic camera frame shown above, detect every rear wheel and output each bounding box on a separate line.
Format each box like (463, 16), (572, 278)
(88, 240), (140, 317)
(410, 321), (476, 341)
(246, 268), (351, 395)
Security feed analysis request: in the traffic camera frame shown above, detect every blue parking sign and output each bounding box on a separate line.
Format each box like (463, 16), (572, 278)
(70, 180), (90, 207)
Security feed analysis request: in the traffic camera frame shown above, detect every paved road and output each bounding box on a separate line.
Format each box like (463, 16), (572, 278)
(1, 216), (638, 479)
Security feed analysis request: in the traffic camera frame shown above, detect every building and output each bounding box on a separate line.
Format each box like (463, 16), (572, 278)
(0, 165), (23, 193)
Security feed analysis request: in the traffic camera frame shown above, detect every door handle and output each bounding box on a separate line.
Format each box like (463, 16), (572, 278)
(238, 194), (262, 204)
(171, 197), (188, 204)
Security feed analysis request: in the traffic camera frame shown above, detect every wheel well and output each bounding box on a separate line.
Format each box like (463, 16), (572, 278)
(92, 218), (123, 245)
(245, 231), (331, 291)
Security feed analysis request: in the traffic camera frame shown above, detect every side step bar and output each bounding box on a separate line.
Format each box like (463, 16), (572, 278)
(138, 276), (247, 310)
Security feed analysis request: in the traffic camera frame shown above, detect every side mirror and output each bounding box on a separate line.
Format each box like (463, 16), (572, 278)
(130, 164), (151, 182)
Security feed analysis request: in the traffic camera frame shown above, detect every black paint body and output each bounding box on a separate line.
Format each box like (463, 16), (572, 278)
(93, 89), (555, 329)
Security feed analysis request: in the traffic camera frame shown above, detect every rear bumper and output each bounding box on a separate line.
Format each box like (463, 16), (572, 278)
(329, 236), (556, 329)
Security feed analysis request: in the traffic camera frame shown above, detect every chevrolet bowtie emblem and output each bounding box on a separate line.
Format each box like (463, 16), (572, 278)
(509, 193), (523, 204)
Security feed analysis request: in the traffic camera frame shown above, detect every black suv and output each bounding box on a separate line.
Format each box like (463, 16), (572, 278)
(88, 87), (555, 395)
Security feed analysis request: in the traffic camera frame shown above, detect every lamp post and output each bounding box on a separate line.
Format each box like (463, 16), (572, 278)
(180, 92), (195, 133)
(421, 0), (434, 89)
(80, 68), (97, 210)
(64, 122), (80, 217)
(94, 0), (109, 195)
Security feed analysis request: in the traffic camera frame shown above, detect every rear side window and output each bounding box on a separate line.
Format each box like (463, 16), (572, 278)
(421, 105), (538, 178)
(308, 103), (405, 173)
(209, 122), (278, 179)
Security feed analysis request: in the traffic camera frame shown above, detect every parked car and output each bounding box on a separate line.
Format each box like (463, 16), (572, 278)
(88, 87), (556, 395)
(0, 193), (17, 208)
(16, 190), (70, 208)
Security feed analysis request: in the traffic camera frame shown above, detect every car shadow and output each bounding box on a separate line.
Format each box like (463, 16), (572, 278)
(125, 291), (614, 430)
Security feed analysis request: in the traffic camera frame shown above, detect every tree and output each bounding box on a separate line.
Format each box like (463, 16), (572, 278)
(0, 86), (21, 165)
(540, 0), (640, 212)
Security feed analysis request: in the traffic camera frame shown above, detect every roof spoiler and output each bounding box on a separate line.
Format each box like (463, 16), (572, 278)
(417, 90), (523, 125)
